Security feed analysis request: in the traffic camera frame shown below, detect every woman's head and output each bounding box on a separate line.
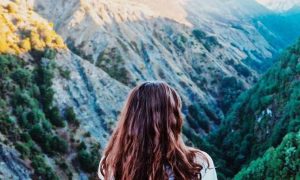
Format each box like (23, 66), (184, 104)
(99, 81), (202, 180)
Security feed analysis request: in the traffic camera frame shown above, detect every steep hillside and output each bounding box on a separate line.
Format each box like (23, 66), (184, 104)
(0, 1), (127, 179)
(1, 0), (300, 179)
(32, 0), (299, 135)
(207, 39), (300, 178)
(0, 0), (65, 54)
(234, 131), (300, 179)
(253, 8), (300, 54)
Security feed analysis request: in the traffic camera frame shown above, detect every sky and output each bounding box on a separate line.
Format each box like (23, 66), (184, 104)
(256, 0), (300, 11)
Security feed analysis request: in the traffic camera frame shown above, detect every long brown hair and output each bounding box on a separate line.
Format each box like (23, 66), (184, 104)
(99, 81), (205, 180)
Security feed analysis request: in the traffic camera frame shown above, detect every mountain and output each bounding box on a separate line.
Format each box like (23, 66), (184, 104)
(256, 0), (300, 12)
(0, 0), (300, 179)
(206, 38), (300, 178)
(32, 0), (300, 134)
(0, 1), (126, 179)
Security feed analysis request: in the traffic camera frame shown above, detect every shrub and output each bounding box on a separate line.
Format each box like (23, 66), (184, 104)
(29, 124), (46, 144)
(50, 136), (68, 154)
(15, 142), (30, 157)
(48, 106), (65, 127)
(40, 119), (51, 131)
(77, 149), (99, 173)
(77, 141), (87, 151)
(11, 90), (36, 108)
(65, 107), (77, 124)
(31, 155), (59, 180)
(20, 132), (31, 142)
(27, 108), (45, 124)
(58, 67), (71, 79)
(233, 64), (252, 77)
(192, 29), (206, 41)
(43, 48), (56, 60)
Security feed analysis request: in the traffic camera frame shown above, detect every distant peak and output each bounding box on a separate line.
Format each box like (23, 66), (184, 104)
(256, 0), (300, 12)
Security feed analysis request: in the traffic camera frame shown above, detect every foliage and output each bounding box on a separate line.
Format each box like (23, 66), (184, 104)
(0, 2), (65, 54)
(58, 66), (71, 79)
(50, 136), (68, 154)
(0, 51), (99, 178)
(10, 68), (32, 88)
(173, 34), (187, 52)
(47, 106), (65, 127)
(186, 104), (210, 133)
(31, 155), (59, 180)
(0, 52), (73, 178)
(77, 147), (101, 173)
(15, 142), (30, 157)
(192, 29), (222, 52)
(234, 131), (300, 179)
(65, 106), (79, 126)
(233, 64), (252, 77)
(96, 47), (132, 85)
(206, 39), (300, 178)
(217, 76), (245, 113)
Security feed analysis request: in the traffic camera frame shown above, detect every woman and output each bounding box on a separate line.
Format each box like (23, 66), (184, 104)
(98, 81), (217, 180)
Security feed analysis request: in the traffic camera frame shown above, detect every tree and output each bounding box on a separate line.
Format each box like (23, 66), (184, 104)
(10, 68), (32, 88)
(50, 136), (68, 154)
(31, 155), (59, 180)
(77, 149), (99, 173)
(29, 124), (47, 144)
(65, 106), (79, 126)
(48, 106), (65, 127)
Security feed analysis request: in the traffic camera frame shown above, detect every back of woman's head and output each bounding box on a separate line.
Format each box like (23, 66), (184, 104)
(99, 81), (203, 180)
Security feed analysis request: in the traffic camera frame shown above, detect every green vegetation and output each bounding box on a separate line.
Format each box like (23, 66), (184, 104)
(65, 106), (80, 126)
(200, 39), (300, 179)
(96, 47), (132, 85)
(234, 131), (300, 179)
(0, 51), (101, 178)
(77, 142), (101, 173)
(233, 64), (252, 77)
(0, 52), (63, 179)
(186, 104), (210, 133)
(192, 29), (222, 52)
(217, 76), (245, 113)
(173, 34), (187, 52)
(31, 155), (59, 180)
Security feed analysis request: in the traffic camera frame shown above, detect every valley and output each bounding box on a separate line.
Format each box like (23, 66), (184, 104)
(0, 0), (299, 179)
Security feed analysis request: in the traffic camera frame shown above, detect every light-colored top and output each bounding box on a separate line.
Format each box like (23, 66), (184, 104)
(98, 151), (217, 180)
(196, 151), (218, 180)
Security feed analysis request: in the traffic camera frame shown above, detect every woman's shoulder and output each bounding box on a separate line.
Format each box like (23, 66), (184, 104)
(186, 147), (213, 167)
(194, 150), (215, 169)
(193, 150), (218, 179)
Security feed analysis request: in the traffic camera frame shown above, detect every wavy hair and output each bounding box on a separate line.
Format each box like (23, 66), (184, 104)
(99, 81), (205, 179)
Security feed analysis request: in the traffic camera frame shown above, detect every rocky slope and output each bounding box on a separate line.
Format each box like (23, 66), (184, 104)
(0, 1), (127, 178)
(53, 50), (128, 144)
(1, 0), (300, 179)
(31, 0), (300, 135)
(0, 143), (31, 180)
(29, 0), (273, 134)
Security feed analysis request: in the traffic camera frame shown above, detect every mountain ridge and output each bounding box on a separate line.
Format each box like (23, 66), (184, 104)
(0, 0), (300, 179)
